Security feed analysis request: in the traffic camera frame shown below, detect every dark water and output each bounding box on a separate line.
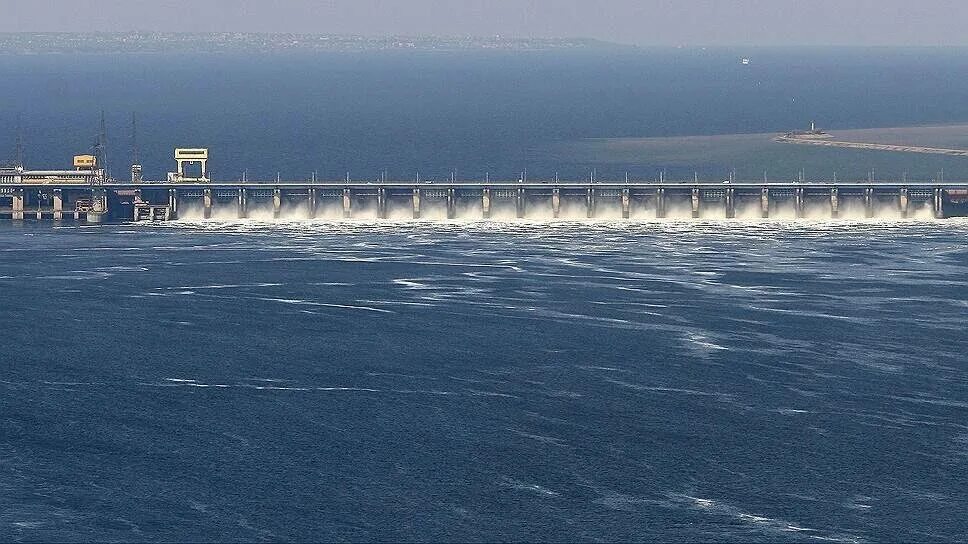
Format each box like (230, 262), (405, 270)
(4, 48), (968, 180)
(3, 48), (968, 541)
(2, 220), (967, 542)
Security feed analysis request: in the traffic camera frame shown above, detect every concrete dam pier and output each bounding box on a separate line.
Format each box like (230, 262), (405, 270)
(1, 181), (966, 222)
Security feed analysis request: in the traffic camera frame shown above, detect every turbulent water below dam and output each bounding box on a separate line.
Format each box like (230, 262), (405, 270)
(1, 219), (967, 542)
(179, 199), (943, 222)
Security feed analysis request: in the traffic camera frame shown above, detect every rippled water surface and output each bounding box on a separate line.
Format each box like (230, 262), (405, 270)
(2, 220), (967, 542)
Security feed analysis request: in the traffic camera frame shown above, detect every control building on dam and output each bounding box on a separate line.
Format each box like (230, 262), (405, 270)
(1, 147), (967, 222)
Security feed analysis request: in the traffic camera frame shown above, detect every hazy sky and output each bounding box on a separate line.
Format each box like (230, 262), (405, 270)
(4, 0), (968, 46)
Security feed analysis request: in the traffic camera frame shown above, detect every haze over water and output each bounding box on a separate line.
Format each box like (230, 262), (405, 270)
(2, 48), (968, 542)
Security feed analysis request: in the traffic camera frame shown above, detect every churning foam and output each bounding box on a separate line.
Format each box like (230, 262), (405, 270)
(171, 200), (944, 224)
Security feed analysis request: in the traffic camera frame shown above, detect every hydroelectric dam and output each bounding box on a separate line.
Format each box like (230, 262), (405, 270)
(1, 148), (967, 222)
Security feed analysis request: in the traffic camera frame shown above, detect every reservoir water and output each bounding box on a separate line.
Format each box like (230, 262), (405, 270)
(1, 219), (967, 541)
(5, 48), (968, 181)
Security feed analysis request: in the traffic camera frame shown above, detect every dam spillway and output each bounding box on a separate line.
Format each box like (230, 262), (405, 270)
(3, 145), (966, 222)
(0, 179), (966, 222)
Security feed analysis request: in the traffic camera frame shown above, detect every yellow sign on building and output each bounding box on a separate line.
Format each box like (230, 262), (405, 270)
(73, 155), (97, 169)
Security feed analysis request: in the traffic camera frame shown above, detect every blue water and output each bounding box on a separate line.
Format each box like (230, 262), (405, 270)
(4, 48), (968, 180)
(1, 220), (967, 542)
(3, 48), (968, 541)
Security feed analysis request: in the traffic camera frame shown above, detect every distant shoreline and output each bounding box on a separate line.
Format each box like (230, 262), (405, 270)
(0, 32), (627, 54)
(577, 122), (968, 145)
(546, 123), (968, 177)
(775, 134), (968, 156)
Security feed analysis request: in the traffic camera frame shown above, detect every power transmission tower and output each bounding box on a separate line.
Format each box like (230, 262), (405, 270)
(15, 113), (24, 168)
(131, 112), (140, 166)
(94, 111), (109, 181)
